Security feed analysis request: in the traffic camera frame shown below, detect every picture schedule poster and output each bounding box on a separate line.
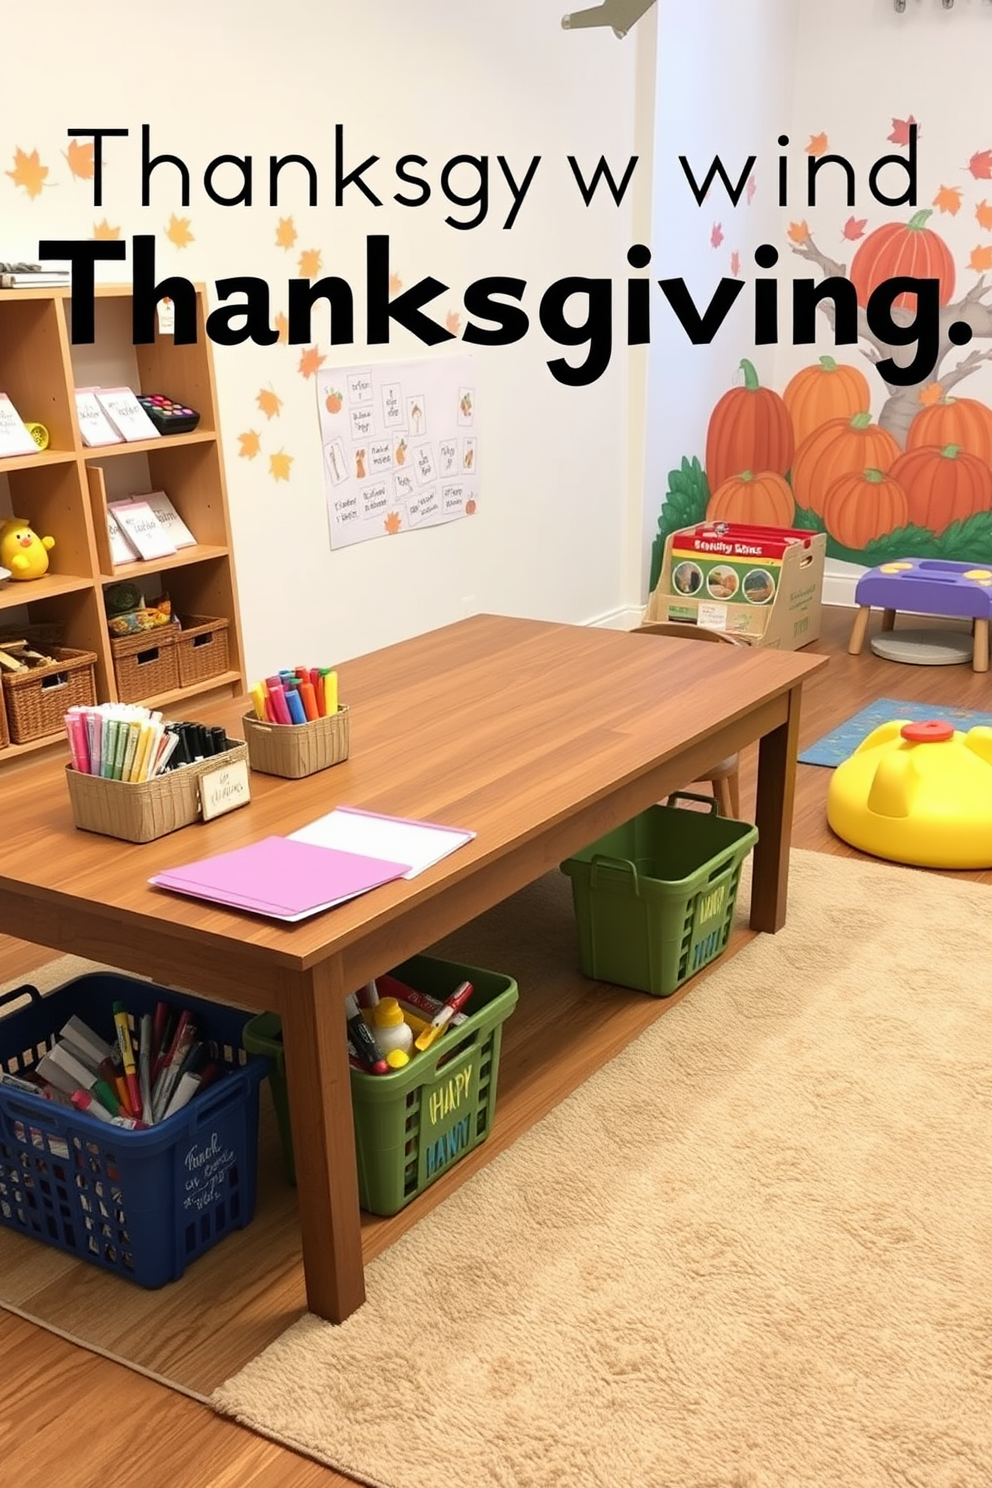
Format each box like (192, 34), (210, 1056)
(316, 355), (479, 549)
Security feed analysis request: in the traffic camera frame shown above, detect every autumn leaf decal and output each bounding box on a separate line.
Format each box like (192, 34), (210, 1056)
(710, 223), (724, 249)
(842, 216), (867, 241)
(275, 216), (297, 249)
(274, 311), (289, 343)
(918, 382), (944, 407)
(384, 512), (402, 534)
(389, 272), (403, 296)
(976, 200), (992, 232)
(729, 250), (741, 277)
(64, 139), (95, 180)
(888, 116), (921, 146)
(269, 450), (293, 482)
(6, 147), (48, 198)
(256, 387), (283, 419)
(445, 309), (462, 334)
(166, 214), (194, 247)
(969, 245), (992, 273)
(806, 133), (828, 156)
(933, 185), (962, 216)
(298, 345), (326, 378)
(746, 174), (757, 205)
(298, 248), (322, 278)
(787, 220), (811, 245)
(966, 149), (992, 180)
(238, 430), (262, 459)
(93, 219), (121, 240)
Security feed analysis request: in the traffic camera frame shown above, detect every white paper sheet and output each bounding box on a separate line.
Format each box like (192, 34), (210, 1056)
(288, 806), (475, 879)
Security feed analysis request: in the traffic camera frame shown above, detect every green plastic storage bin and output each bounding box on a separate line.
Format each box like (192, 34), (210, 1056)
(243, 954), (518, 1217)
(560, 792), (758, 997)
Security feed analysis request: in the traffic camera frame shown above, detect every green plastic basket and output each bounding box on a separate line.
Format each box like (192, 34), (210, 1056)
(560, 792), (758, 997)
(243, 954), (518, 1217)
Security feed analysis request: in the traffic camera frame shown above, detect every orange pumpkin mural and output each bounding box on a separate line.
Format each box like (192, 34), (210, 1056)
(848, 208), (956, 312)
(782, 356), (871, 448)
(906, 395), (992, 464)
(704, 359), (794, 493)
(889, 444), (992, 534)
(706, 470), (795, 528)
(791, 413), (901, 516)
(822, 468), (910, 550)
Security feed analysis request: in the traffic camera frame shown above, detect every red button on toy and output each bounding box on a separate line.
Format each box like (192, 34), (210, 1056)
(900, 720), (954, 743)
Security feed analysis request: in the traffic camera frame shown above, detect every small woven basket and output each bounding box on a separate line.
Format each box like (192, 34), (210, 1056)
(66, 741), (249, 843)
(3, 648), (98, 744)
(242, 706), (350, 779)
(176, 615), (230, 688)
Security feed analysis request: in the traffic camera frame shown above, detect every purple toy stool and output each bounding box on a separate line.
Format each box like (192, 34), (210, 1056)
(848, 559), (992, 673)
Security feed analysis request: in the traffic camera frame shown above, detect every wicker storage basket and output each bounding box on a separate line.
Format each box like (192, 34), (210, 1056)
(3, 648), (98, 744)
(176, 615), (230, 688)
(65, 741), (249, 843)
(0, 690), (8, 751)
(242, 706), (350, 779)
(111, 625), (180, 704)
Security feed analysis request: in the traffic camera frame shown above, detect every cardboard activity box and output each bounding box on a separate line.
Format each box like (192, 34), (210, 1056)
(643, 523), (826, 650)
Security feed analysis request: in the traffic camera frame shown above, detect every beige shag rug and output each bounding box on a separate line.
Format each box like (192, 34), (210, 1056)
(210, 849), (992, 1488)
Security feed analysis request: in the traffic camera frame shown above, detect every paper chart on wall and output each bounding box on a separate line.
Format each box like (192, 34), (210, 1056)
(316, 355), (479, 549)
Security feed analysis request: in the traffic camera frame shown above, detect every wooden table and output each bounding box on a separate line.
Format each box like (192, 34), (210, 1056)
(0, 616), (826, 1322)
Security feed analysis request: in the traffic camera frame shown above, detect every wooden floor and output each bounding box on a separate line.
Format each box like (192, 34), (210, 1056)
(2, 603), (990, 1488)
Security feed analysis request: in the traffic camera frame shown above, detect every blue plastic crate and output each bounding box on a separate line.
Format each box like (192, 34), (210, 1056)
(0, 972), (270, 1288)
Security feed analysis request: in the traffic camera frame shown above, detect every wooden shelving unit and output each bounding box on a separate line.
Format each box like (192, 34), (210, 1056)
(0, 283), (245, 764)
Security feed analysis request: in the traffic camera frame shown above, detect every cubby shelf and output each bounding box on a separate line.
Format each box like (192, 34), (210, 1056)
(0, 283), (245, 764)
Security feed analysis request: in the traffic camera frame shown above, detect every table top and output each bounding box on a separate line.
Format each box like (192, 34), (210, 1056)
(0, 616), (824, 985)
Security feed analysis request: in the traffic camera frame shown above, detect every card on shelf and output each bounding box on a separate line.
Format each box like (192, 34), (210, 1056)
(0, 392), (40, 457)
(74, 387), (123, 447)
(139, 490), (197, 547)
(96, 386), (161, 442)
(109, 499), (177, 561)
(106, 506), (139, 565)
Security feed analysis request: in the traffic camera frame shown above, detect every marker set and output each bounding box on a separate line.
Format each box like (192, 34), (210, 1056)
(251, 667), (339, 725)
(348, 976), (475, 1074)
(64, 702), (234, 781)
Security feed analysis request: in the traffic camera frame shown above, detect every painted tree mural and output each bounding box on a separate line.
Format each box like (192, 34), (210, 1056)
(650, 122), (992, 589)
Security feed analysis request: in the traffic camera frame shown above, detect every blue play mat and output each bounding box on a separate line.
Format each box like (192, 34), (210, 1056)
(799, 697), (992, 768)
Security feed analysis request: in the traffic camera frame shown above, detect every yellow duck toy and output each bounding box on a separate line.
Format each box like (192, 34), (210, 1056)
(0, 517), (55, 581)
(827, 718), (992, 868)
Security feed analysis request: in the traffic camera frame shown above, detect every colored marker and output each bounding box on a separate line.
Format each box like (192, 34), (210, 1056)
(112, 1001), (143, 1116)
(344, 993), (389, 1074)
(414, 981), (475, 1052)
(70, 1090), (147, 1129)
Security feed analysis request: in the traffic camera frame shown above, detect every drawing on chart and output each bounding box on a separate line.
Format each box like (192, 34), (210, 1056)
(316, 354), (480, 549)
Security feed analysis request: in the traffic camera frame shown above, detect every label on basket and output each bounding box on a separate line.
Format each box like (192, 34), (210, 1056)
(182, 1130), (237, 1212)
(200, 758), (251, 821)
(421, 1059), (477, 1182)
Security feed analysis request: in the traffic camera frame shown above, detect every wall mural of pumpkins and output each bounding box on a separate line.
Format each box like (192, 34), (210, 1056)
(650, 194), (992, 590)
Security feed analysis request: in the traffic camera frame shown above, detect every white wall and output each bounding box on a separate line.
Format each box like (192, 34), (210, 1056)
(641, 0), (800, 593)
(0, 0), (646, 676)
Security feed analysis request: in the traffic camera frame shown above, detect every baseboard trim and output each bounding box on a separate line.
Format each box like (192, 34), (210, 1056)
(587, 605), (644, 631)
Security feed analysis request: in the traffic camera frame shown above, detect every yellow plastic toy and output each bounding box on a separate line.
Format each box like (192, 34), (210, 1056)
(827, 718), (992, 868)
(0, 517), (55, 581)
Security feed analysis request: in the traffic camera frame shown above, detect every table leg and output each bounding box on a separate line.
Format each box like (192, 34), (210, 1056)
(881, 608), (896, 633)
(750, 683), (801, 933)
(973, 618), (990, 672)
(280, 961), (366, 1323)
(848, 606), (871, 654)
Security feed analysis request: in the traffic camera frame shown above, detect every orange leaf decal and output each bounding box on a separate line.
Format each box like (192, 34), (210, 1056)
(918, 383), (944, 407)
(298, 248), (322, 278)
(6, 147), (48, 198)
(787, 220), (811, 245)
(806, 133), (828, 156)
(969, 244), (992, 273)
(888, 116), (921, 147)
(842, 216), (867, 241)
(274, 311), (289, 344)
(966, 149), (992, 180)
(165, 214), (194, 247)
(238, 430), (262, 459)
(445, 309), (462, 334)
(976, 200), (992, 231)
(729, 250), (741, 277)
(389, 272), (403, 296)
(933, 185), (962, 215)
(93, 219), (121, 240)
(64, 140), (94, 180)
(275, 216), (297, 249)
(298, 345), (326, 378)
(269, 450), (293, 482)
(384, 512), (402, 534)
(256, 387), (283, 419)
(710, 222), (724, 249)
